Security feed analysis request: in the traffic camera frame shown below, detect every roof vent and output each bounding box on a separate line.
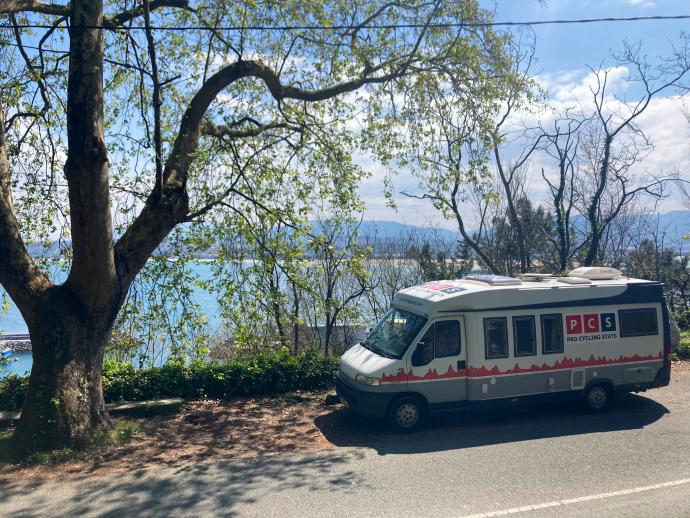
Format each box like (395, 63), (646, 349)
(519, 273), (556, 282)
(568, 267), (622, 281)
(558, 276), (592, 285)
(463, 274), (522, 286)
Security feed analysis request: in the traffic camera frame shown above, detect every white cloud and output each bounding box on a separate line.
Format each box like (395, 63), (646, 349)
(355, 65), (690, 227)
(533, 66), (690, 208)
(622, 0), (656, 7)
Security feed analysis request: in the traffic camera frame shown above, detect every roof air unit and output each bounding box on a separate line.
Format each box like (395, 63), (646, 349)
(567, 267), (622, 281)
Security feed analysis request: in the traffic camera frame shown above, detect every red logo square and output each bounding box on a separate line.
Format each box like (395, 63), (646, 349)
(566, 315), (582, 335)
(583, 314), (600, 333)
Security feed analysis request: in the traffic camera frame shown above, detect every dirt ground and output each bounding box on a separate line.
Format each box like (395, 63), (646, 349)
(0, 391), (345, 482)
(2, 362), (689, 482)
(672, 360), (690, 372)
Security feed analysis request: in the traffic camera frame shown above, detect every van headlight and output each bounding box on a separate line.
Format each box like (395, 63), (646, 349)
(355, 374), (381, 386)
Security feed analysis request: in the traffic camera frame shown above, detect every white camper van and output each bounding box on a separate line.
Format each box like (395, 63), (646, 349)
(336, 267), (674, 431)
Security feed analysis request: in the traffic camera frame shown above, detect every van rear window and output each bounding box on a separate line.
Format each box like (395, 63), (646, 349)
(541, 314), (564, 354)
(619, 308), (658, 337)
(484, 317), (508, 359)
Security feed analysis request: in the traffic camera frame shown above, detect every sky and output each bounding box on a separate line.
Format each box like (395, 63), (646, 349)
(359, 0), (690, 228)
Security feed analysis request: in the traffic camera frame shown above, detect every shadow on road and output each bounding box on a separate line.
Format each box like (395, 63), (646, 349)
(0, 451), (367, 517)
(315, 392), (670, 455)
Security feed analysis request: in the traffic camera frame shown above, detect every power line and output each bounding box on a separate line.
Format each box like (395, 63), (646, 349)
(0, 14), (689, 32)
(0, 40), (66, 54)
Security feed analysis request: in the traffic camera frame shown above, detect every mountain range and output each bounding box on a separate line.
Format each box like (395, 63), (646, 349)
(22, 210), (690, 258)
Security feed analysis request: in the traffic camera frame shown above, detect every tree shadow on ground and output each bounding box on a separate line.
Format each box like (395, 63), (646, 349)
(315, 392), (670, 455)
(0, 450), (367, 517)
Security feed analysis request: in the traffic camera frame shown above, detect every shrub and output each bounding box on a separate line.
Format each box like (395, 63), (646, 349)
(0, 349), (339, 411)
(103, 349), (339, 402)
(673, 311), (690, 331)
(672, 331), (690, 361)
(0, 374), (28, 412)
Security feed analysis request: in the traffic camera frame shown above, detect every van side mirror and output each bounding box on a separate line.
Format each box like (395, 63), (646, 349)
(411, 341), (432, 367)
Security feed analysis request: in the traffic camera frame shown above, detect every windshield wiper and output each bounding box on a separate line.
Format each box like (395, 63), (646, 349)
(368, 344), (396, 359)
(360, 338), (396, 359)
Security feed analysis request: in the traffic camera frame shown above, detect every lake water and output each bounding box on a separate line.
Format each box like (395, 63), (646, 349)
(0, 261), (223, 378)
(1, 261), (223, 336)
(0, 351), (32, 378)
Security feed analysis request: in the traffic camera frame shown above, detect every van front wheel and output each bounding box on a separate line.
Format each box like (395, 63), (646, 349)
(387, 396), (426, 432)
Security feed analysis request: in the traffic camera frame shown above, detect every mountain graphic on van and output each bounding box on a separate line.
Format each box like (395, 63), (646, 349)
(380, 352), (663, 383)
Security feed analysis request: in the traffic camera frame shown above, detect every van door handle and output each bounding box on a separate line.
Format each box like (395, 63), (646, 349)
(457, 360), (466, 370)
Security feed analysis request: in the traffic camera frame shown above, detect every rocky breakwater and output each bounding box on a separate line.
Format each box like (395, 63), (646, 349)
(5, 341), (31, 352)
(1, 335), (32, 352)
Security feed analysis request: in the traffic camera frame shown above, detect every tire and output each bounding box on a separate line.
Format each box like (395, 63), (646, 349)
(387, 395), (427, 432)
(584, 384), (612, 412)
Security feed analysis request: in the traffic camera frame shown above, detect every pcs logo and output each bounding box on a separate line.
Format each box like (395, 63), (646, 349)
(566, 313), (616, 335)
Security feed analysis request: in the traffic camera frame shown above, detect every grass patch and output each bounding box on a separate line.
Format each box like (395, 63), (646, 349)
(0, 431), (12, 467)
(89, 420), (143, 450)
(26, 447), (81, 466)
(0, 420), (144, 469)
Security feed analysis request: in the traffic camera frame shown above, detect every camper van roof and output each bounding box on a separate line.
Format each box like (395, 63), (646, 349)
(392, 275), (661, 316)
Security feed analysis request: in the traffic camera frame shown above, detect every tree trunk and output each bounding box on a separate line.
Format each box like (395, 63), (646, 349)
(13, 286), (115, 456)
(291, 281), (300, 354)
(584, 228), (601, 267)
(494, 145), (527, 273)
(584, 135), (612, 267)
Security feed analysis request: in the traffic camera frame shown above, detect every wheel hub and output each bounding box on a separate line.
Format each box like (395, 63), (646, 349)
(396, 402), (419, 428)
(588, 386), (607, 409)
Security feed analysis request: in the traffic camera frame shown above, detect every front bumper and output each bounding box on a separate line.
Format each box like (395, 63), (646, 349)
(335, 371), (397, 420)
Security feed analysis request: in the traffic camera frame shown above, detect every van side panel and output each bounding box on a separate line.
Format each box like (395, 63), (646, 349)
(464, 299), (665, 403)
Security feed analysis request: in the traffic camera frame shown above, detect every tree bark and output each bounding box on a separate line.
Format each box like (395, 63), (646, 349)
(13, 286), (114, 455)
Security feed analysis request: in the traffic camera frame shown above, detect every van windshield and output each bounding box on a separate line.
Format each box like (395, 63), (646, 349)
(362, 308), (427, 359)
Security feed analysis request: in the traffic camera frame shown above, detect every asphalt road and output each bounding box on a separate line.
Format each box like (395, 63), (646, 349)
(2, 370), (690, 518)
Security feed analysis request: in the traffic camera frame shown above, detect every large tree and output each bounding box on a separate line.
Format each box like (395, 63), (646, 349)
(0, 0), (507, 454)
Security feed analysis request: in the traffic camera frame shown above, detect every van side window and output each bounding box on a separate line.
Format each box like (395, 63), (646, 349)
(541, 314), (564, 354)
(415, 327), (435, 365)
(619, 308), (658, 337)
(434, 320), (461, 358)
(513, 316), (536, 356)
(484, 317), (508, 359)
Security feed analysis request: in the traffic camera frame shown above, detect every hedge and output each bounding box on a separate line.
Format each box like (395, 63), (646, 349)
(0, 349), (340, 412)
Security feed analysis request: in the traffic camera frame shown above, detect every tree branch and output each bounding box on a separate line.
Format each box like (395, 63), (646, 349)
(115, 4), (431, 288)
(0, 0), (69, 15)
(0, 109), (52, 315)
(105, 0), (192, 28)
(201, 119), (302, 139)
(142, 0), (164, 196)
